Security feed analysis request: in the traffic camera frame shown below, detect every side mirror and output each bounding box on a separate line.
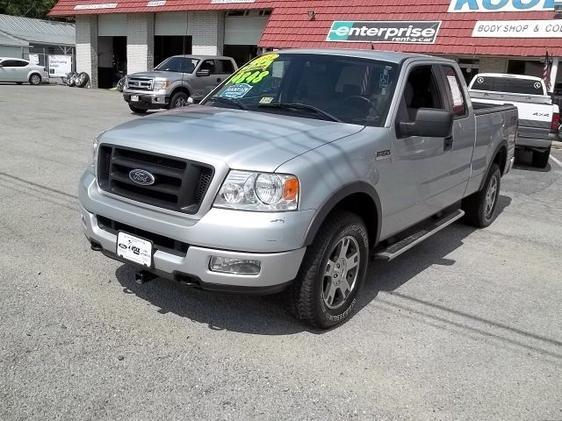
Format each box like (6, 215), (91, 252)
(196, 69), (211, 77)
(398, 108), (453, 138)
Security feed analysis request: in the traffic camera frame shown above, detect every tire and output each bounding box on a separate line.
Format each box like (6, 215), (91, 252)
(168, 91), (189, 109)
(286, 211), (369, 329)
(532, 147), (550, 168)
(463, 163), (501, 228)
(128, 103), (148, 114)
(16, 82), (23, 85)
(75, 72), (89, 88)
(29, 74), (41, 85)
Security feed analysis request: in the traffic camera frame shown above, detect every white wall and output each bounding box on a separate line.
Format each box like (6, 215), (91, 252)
(127, 13), (154, 74)
(189, 12), (224, 55)
(75, 15), (98, 87)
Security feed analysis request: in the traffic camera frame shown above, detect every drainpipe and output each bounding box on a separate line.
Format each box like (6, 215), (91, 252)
(549, 57), (559, 93)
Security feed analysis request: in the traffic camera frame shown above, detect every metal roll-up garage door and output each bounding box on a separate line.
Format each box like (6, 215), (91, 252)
(225, 14), (268, 46)
(98, 14), (127, 37)
(155, 12), (189, 36)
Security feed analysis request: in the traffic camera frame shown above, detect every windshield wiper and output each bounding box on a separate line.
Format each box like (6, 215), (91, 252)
(208, 96), (248, 110)
(258, 102), (341, 122)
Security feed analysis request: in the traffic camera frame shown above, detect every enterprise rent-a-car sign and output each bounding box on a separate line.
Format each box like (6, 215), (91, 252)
(327, 21), (441, 44)
(449, 0), (554, 12)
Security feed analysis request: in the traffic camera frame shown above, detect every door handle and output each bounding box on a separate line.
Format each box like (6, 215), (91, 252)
(444, 135), (454, 151)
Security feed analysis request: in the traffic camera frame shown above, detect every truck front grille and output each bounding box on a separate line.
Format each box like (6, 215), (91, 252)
(97, 145), (214, 214)
(97, 215), (189, 256)
(126, 77), (153, 90)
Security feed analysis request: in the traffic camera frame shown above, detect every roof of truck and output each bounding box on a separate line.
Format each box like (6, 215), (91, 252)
(275, 48), (454, 64)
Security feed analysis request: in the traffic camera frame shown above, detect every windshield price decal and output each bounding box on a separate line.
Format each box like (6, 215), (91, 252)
(226, 53), (279, 86)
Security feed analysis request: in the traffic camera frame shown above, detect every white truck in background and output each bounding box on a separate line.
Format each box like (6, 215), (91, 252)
(469, 73), (559, 168)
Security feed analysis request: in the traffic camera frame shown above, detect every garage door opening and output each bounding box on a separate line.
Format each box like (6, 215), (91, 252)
(223, 45), (257, 67)
(224, 10), (269, 67)
(97, 36), (126, 89)
(154, 36), (192, 67)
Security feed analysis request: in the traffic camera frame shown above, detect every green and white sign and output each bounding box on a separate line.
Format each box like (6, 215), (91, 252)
(327, 21), (441, 44)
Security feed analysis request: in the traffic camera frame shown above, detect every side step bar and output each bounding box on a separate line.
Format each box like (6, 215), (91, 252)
(374, 209), (465, 262)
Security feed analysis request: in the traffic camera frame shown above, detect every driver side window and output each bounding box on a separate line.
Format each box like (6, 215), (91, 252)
(397, 65), (444, 123)
(200, 60), (216, 74)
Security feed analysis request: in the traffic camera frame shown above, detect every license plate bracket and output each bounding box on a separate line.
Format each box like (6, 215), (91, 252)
(116, 231), (153, 268)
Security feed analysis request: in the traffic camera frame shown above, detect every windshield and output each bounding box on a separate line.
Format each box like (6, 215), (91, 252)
(154, 57), (199, 73)
(471, 76), (545, 95)
(203, 53), (399, 126)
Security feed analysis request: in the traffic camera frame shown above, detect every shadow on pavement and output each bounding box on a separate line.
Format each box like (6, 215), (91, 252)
(115, 196), (514, 336)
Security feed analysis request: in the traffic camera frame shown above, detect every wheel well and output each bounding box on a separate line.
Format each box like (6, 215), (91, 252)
(327, 193), (378, 247)
(494, 145), (507, 175)
(29, 72), (41, 81)
(170, 86), (190, 98)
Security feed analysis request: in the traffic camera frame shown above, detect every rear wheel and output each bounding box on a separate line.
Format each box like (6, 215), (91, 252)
(287, 211), (369, 329)
(169, 91), (189, 109)
(463, 163), (501, 228)
(128, 103), (147, 114)
(29, 74), (41, 85)
(532, 147), (550, 168)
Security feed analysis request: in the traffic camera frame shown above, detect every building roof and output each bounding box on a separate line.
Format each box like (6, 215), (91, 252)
(49, 0), (274, 15)
(0, 30), (29, 48)
(48, 0), (562, 57)
(0, 14), (75, 46)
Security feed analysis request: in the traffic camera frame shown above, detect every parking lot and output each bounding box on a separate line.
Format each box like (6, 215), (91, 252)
(0, 84), (561, 420)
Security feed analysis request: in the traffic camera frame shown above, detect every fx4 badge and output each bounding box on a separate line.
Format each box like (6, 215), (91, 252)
(376, 150), (391, 160)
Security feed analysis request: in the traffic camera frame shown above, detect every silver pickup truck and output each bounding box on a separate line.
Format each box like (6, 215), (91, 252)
(80, 50), (517, 328)
(123, 55), (237, 113)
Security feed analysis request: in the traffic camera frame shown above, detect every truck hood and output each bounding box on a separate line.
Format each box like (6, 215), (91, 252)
(128, 71), (181, 80)
(100, 105), (364, 172)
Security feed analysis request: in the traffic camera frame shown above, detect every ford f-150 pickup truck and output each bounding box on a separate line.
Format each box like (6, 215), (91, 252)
(469, 73), (558, 168)
(80, 50), (517, 328)
(123, 55), (237, 113)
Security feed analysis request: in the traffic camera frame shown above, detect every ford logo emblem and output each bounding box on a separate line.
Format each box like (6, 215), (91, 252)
(129, 169), (155, 186)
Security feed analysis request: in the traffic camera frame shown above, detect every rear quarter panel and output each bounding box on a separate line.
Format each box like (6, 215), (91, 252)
(466, 106), (517, 196)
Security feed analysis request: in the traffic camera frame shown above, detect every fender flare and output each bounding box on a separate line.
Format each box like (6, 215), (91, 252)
(304, 181), (382, 247)
(478, 140), (508, 192)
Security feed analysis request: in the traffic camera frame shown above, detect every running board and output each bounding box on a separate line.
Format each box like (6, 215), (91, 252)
(374, 209), (465, 262)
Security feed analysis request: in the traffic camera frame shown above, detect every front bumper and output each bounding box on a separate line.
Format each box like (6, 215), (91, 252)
(123, 91), (168, 109)
(79, 171), (310, 292)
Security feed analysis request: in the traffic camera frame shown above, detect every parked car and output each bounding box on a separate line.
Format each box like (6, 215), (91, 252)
(469, 73), (558, 168)
(0, 57), (48, 85)
(80, 50), (517, 328)
(123, 55), (238, 113)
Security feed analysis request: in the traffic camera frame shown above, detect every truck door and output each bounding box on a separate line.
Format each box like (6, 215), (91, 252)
(436, 65), (475, 207)
(391, 64), (458, 226)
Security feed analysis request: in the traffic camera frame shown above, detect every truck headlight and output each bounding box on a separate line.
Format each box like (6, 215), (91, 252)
(214, 171), (299, 211)
(90, 133), (103, 174)
(153, 79), (169, 90)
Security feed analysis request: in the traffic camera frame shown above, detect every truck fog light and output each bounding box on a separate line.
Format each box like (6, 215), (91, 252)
(209, 256), (261, 275)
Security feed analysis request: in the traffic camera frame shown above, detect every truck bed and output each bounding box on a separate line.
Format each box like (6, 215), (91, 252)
(472, 102), (518, 116)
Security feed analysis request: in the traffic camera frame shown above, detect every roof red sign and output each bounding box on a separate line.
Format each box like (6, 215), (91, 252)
(49, 0), (562, 56)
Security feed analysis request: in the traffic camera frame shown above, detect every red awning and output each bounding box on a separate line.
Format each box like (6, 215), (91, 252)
(49, 0), (562, 57)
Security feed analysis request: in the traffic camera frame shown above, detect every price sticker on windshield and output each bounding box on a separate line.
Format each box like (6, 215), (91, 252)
(226, 53), (279, 86)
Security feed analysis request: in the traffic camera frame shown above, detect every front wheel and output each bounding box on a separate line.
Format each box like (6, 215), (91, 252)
(532, 147), (550, 168)
(168, 91), (189, 109)
(287, 211), (369, 329)
(128, 103), (147, 114)
(29, 74), (41, 85)
(463, 163), (501, 228)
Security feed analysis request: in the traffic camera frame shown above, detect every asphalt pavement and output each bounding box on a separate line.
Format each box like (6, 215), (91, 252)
(0, 84), (561, 420)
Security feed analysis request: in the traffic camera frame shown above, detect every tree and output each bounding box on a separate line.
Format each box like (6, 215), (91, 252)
(0, 0), (58, 19)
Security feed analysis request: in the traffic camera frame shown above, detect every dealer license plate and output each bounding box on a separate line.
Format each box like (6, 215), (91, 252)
(131, 95), (139, 102)
(116, 232), (153, 267)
